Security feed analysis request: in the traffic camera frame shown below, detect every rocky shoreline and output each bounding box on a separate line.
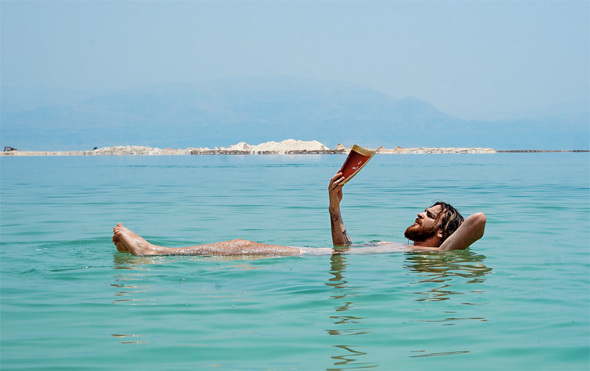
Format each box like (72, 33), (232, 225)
(1, 139), (497, 156)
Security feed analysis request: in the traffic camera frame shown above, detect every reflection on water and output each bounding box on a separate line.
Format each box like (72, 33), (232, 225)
(112, 255), (157, 305)
(410, 350), (470, 358)
(404, 250), (492, 303)
(109, 250), (492, 361)
(113, 253), (162, 268)
(325, 254), (378, 370)
(402, 250), (492, 358)
(113, 252), (278, 267)
(112, 334), (150, 345)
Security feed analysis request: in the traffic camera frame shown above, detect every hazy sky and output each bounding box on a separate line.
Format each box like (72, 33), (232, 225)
(2, 1), (588, 120)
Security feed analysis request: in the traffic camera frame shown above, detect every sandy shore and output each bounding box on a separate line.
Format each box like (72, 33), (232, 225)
(1, 139), (496, 156)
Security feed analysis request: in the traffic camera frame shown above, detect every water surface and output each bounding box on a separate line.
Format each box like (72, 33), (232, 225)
(1, 154), (588, 370)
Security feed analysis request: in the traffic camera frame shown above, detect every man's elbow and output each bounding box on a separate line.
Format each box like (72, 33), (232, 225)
(471, 212), (486, 238)
(472, 212), (486, 223)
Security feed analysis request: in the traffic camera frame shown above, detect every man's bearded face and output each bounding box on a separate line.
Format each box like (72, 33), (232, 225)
(404, 206), (442, 242)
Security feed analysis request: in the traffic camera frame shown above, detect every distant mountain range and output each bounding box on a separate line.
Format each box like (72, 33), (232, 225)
(2, 76), (588, 150)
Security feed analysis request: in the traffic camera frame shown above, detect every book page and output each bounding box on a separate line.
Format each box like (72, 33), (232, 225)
(338, 145), (376, 185)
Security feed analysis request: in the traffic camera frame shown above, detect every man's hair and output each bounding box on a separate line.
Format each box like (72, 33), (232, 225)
(432, 201), (464, 244)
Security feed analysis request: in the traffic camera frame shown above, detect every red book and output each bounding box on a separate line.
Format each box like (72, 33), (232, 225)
(338, 145), (376, 185)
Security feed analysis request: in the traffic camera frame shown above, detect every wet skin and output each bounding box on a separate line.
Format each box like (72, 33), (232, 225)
(113, 223), (302, 257)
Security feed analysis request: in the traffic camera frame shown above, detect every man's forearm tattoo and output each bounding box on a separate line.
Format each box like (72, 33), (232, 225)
(342, 230), (351, 245)
(330, 211), (350, 245)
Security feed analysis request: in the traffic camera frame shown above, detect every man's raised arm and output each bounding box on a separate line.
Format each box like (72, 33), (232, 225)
(328, 172), (352, 246)
(439, 212), (486, 252)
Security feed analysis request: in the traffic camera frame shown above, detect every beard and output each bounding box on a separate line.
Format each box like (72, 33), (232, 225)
(404, 221), (439, 242)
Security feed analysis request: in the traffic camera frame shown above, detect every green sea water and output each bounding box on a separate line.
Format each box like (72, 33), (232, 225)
(1, 153), (588, 370)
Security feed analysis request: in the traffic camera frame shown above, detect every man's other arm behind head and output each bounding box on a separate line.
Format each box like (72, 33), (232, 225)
(439, 213), (486, 252)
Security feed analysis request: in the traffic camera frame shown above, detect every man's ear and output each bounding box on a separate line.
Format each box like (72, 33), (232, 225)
(437, 229), (444, 239)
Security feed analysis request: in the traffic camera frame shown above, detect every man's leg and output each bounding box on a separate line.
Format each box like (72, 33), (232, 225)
(112, 223), (301, 257)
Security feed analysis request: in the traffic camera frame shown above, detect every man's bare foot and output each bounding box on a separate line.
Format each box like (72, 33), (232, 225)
(112, 233), (130, 253)
(112, 223), (159, 256)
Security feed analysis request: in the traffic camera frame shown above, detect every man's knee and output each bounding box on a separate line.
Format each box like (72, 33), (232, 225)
(229, 238), (254, 246)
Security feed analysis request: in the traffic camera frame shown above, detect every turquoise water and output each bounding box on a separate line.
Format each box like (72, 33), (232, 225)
(1, 154), (588, 370)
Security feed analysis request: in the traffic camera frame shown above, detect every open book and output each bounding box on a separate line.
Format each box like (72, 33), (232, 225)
(338, 145), (376, 185)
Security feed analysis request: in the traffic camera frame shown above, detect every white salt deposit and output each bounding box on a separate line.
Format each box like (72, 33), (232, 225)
(225, 142), (251, 151)
(245, 139), (329, 154)
(1, 139), (496, 156)
(85, 139), (329, 155)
